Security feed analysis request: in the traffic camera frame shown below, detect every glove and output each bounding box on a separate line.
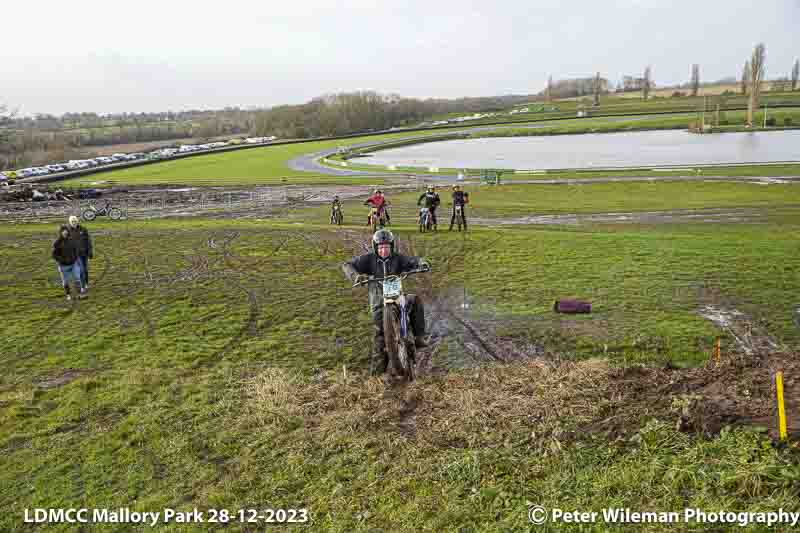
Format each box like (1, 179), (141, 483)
(418, 259), (431, 271)
(354, 274), (369, 285)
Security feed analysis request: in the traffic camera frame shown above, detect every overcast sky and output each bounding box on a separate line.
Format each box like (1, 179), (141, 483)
(4, 0), (798, 116)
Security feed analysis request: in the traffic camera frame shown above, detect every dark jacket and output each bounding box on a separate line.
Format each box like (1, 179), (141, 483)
(452, 191), (469, 206)
(342, 252), (423, 310)
(68, 225), (93, 257)
(53, 232), (79, 266)
(417, 192), (441, 209)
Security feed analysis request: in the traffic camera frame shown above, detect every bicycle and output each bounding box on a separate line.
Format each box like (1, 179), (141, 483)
(353, 266), (430, 381)
(82, 201), (123, 221)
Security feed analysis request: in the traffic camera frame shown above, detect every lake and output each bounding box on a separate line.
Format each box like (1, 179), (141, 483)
(364, 130), (800, 170)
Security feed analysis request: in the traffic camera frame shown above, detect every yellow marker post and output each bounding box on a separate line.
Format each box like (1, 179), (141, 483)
(714, 337), (721, 364)
(776, 371), (788, 441)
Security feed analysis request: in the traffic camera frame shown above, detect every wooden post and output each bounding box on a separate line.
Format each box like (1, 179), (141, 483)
(776, 371), (788, 440)
(714, 337), (721, 364)
(702, 96), (706, 130)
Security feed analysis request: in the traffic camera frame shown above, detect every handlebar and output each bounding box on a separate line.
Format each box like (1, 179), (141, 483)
(352, 266), (431, 287)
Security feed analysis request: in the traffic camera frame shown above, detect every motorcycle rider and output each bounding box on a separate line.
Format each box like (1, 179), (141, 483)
(417, 185), (441, 230)
(449, 184), (470, 231)
(364, 189), (390, 225)
(331, 195), (343, 222)
(342, 229), (429, 375)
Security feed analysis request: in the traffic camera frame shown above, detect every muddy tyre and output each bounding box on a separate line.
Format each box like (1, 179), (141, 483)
(82, 209), (96, 222)
(454, 209), (465, 232)
(383, 304), (415, 382)
(109, 207), (123, 220)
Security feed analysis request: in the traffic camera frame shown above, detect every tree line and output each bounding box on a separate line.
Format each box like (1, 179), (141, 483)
(253, 91), (537, 139)
(0, 109), (258, 170)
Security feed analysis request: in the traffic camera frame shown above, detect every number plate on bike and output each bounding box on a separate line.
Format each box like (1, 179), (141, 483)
(382, 278), (402, 298)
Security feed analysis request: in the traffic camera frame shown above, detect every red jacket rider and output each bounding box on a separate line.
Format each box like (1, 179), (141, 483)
(364, 190), (390, 222)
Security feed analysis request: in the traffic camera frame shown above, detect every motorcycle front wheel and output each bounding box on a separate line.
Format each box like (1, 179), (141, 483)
(383, 304), (415, 382)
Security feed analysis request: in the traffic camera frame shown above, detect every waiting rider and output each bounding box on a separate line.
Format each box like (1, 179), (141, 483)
(331, 195), (343, 220)
(417, 185), (441, 230)
(449, 184), (470, 230)
(342, 229), (429, 375)
(364, 189), (390, 225)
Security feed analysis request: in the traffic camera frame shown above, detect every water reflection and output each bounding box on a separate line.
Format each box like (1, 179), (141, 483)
(365, 130), (800, 170)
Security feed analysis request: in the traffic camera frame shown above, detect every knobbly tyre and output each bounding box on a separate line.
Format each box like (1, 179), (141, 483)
(368, 206), (385, 232)
(353, 265), (431, 381)
(418, 207), (433, 233)
(452, 204), (465, 232)
(83, 200), (123, 221)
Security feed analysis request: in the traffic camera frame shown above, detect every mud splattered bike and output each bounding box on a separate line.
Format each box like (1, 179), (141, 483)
(353, 266), (430, 381)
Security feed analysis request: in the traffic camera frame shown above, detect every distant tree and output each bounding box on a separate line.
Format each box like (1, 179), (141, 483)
(0, 104), (15, 169)
(792, 59), (799, 91)
(747, 43), (766, 127)
(546, 76), (553, 102)
(771, 77), (791, 92)
(741, 60), (750, 95)
(691, 64), (700, 97)
(643, 66), (652, 100)
(593, 72), (601, 106)
(715, 94), (728, 126)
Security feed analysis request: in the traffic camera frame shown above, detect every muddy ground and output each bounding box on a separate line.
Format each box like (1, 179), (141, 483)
(417, 291), (799, 441)
(5, 209), (797, 445)
(0, 183), (419, 224)
(3, 179), (798, 226)
(473, 206), (800, 226)
(584, 349), (800, 442)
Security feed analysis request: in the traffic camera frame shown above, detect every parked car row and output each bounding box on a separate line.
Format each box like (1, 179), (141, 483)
(1, 135), (279, 179)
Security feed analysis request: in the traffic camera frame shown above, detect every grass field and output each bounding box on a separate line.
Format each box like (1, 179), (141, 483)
(420, 91), (800, 127)
(353, 180), (800, 218)
(65, 130), (480, 187)
(3, 177), (800, 530)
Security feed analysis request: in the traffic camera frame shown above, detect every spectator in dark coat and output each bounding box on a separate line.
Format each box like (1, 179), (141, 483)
(67, 215), (93, 289)
(53, 225), (86, 300)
